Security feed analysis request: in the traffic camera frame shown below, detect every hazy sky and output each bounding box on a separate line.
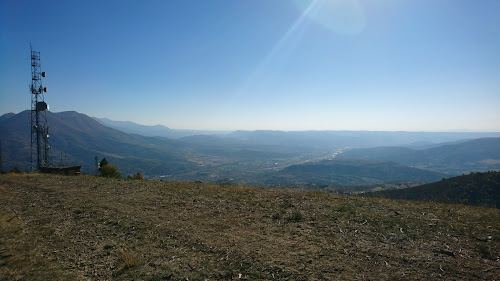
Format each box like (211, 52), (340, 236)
(1, 0), (499, 131)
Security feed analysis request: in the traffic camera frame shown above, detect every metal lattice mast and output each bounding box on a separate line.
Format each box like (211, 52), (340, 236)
(30, 44), (50, 171)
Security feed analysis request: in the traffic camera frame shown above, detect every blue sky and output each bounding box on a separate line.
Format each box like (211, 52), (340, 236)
(1, 0), (499, 131)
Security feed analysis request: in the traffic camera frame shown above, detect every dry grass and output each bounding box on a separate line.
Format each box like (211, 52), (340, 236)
(0, 173), (499, 280)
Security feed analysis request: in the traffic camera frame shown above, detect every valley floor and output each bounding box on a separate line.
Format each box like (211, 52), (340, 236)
(0, 174), (499, 280)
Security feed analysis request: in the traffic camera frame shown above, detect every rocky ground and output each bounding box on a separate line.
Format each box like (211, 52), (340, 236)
(1, 173), (499, 280)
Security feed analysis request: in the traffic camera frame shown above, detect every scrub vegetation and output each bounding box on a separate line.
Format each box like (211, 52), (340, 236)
(1, 173), (499, 280)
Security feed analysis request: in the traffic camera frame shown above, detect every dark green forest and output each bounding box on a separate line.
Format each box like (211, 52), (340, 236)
(362, 171), (500, 208)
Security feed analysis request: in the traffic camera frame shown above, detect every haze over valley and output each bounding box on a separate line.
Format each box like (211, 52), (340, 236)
(2, 110), (499, 192)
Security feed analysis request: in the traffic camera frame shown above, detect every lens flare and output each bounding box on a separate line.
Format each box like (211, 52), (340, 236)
(293, 0), (366, 35)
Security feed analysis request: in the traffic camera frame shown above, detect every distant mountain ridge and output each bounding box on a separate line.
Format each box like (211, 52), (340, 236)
(362, 171), (500, 208)
(93, 117), (230, 139)
(92, 116), (500, 148)
(338, 137), (500, 175)
(223, 130), (500, 148)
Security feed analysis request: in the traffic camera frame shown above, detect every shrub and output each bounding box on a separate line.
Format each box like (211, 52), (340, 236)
(287, 212), (303, 222)
(127, 172), (144, 180)
(118, 249), (136, 269)
(100, 164), (122, 179)
(9, 167), (22, 174)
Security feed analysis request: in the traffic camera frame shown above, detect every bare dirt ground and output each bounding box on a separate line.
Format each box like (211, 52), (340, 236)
(1, 173), (499, 280)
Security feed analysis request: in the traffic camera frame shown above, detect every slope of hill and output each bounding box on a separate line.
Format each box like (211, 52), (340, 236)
(362, 171), (500, 208)
(265, 159), (446, 185)
(338, 137), (500, 175)
(0, 113), (15, 123)
(0, 173), (498, 280)
(0, 111), (193, 176)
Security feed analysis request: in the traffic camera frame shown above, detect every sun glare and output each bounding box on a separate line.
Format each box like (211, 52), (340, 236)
(293, 0), (366, 34)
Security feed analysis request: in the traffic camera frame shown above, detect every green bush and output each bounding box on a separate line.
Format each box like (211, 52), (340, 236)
(100, 164), (122, 179)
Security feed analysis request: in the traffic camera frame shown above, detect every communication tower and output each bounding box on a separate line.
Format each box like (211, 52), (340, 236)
(30, 44), (51, 171)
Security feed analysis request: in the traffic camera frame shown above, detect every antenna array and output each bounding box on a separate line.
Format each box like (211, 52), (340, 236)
(30, 44), (51, 171)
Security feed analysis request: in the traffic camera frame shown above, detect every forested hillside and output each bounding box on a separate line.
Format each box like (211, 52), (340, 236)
(362, 171), (500, 208)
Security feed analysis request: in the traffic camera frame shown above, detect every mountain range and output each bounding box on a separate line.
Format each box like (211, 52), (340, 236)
(1, 110), (499, 186)
(0, 111), (193, 177)
(337, 137), (500, 174)
(92, 116), (500, 148)
(93, 117), (229, 139)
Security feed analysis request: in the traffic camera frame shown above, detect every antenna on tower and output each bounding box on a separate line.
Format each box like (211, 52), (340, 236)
(30, 44), (51, 171)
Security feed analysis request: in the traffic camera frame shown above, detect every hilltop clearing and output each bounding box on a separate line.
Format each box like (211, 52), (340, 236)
(1, 174), (498, 280)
